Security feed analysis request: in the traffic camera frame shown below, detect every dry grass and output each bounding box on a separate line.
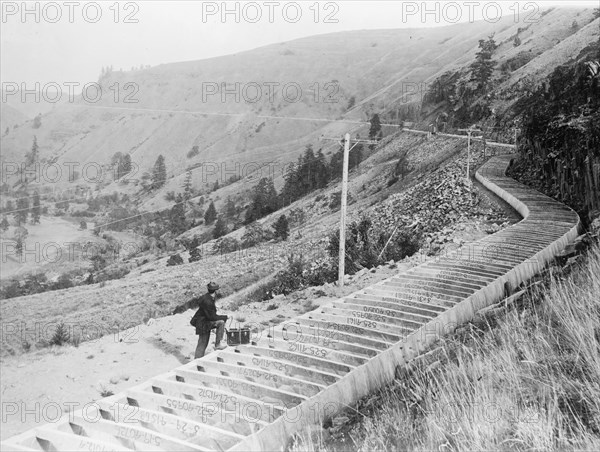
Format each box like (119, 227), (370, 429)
(0, 247), (276, 357)
(293, 242), (600, 452)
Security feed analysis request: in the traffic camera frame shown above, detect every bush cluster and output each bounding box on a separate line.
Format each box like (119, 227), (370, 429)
(214, 236), (241, 254)
(267, 254), (337, 296)
(0, 272), (78, 300)
(166, 253), (183, 266)
(327, 217), (422, 274)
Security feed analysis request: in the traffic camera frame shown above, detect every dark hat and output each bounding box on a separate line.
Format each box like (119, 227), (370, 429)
(207, 282), (220, 292)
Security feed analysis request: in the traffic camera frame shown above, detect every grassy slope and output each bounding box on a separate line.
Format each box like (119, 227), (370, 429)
(0, 131), (511, 357)
(4, 9), (593, 206)
(294, 240), (600, 451)
(0, 104), (28, 132)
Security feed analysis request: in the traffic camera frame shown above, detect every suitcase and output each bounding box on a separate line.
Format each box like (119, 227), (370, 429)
(226, 328), (250, 345)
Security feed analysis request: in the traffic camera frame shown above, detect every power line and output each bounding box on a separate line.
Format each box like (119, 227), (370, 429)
(55, 102), (404, 127)
(1, 105), (390, 206)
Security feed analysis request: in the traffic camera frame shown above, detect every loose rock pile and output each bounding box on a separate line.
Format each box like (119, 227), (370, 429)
(366, 149), (510, 250)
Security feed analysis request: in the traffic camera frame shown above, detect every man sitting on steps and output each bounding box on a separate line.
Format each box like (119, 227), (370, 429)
(190, 282), (228, 358)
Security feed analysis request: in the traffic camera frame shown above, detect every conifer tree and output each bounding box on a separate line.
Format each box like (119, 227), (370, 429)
(31, 191), (41, 224)
(183, 170), (193, 201)
(245, 177), (278, 224)
(16, 237), (23, 258)
(26, 136), (39, 167)
(0, 216), (9, 233)
(151, 155), (167, 189)
(470, 34), (498, 92)
(369, 114), (382, 140)
(273, 215), (289, 241)
(280, 162), (298, 207)
(212, 216), (228, 239)
(169, 200), (187, 235)
(226, 196), (236, 219)
(204, 201), (217, 225)
(14, 197), (29, 226)
(121, 154), (132, 178)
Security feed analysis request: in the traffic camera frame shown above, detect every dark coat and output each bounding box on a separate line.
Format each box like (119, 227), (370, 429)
(190, 293), (227, 335)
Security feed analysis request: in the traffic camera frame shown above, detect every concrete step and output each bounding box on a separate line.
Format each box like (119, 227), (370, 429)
(233, 344), (354, 376)
(95, 399), (244, 450)
(213, 350), (341, 386)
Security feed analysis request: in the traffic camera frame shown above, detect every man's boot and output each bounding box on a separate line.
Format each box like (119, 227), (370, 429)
(215, 342), (227, 350)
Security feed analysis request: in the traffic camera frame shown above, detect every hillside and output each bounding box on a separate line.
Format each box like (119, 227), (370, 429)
(1, 6), (598, 350)
(0, 134), (520, 441)
(0, 131), (515, 357)
(1, 6), (599, 450)
(2, 8), (595, 209)
(0, 104), (28, 135)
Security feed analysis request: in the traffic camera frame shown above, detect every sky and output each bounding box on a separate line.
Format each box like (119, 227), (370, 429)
(1, 0), (597, 91)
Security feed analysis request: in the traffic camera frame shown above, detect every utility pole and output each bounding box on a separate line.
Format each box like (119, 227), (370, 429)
(458, 127), (483, 185)
(513, 126), (521, 149)
(321, 133), (379, 287)
(339, 133), (350, 287)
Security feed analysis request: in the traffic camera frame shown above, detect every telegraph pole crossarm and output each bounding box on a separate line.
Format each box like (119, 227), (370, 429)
(320, 134), (379, 287)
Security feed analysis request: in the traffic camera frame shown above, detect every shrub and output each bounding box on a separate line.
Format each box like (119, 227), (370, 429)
(266, 303), (278, 311)
(23, 273), (49, 295)
(215, 237), (241, 254)
(379, 227), (423, 262)
(347, 96), (356, 110)
(273, 215), (289, 241)
(100, 264), (130, 281)
(513, 35), (522, 47)
(242, 222), (268, 248)
(53, 273), (74, 290)
(50, 322), (70, 346)
(269, 253), (336, 296)
(189, 247), (202, 263)
(213, 216), (228, 239)
(394, 152), (410, 179)
(328, 218), (378, 274)
(0, 279), (23, 299)
(327, 218), (422, 274)
(90, 254), (107, 272)
(271, 253), (307, 295)
(288, 208), (306, 226)
(99, 386), (114, 397)
(329, 191), (342, 210)
(500, 51), (534, 72)
(187, 145), (200, 159)
(182, 236), (202, 262)
(166, 254), (183, 266)
(303, 257), (337, 287)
